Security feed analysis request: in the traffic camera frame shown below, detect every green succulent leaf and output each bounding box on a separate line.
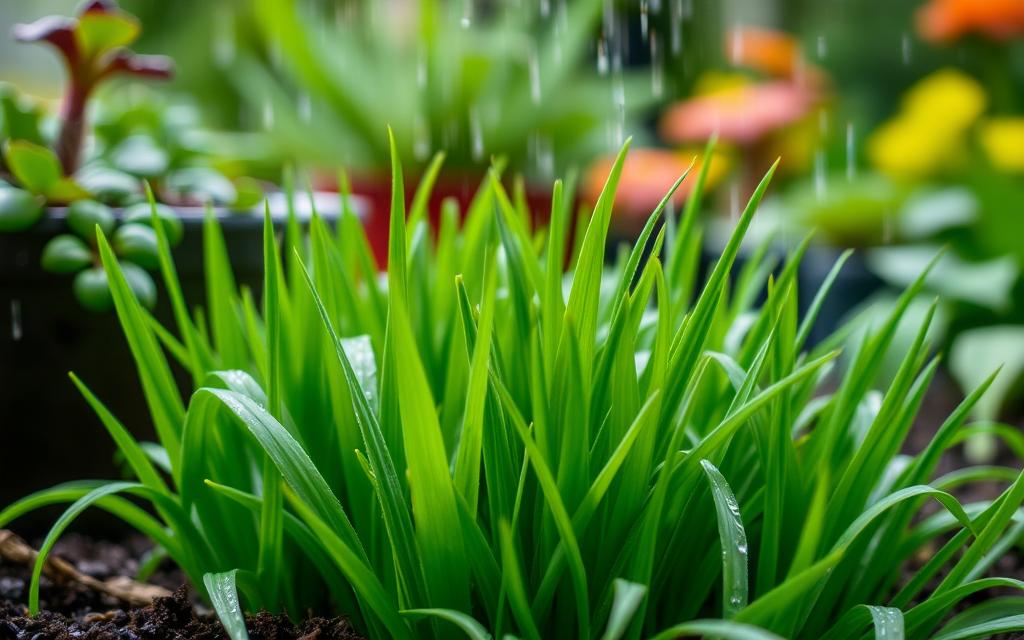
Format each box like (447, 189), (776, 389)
(123, 201), (183, 245)
(113, 223), (160, 269)
(166, 167), (237, 205)
(110, 135), (169, 178)
(41, 234), (92, 273)
(73, 266), (114, 312)
(0, 186), (44, 231)
(73, 262), (156, 312)
(67, 199), (115, 240)
(5, 140), (62, 194)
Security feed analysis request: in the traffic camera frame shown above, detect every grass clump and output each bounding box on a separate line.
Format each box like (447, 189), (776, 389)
(3, 133), (1024, 640)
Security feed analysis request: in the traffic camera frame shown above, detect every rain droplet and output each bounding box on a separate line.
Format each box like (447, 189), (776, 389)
(417, 55), (428, 90)
(845, 122), (856, 181)
(729, 179), (740, 221)
(261, 100), (274, 130)
(540, 0), (551, 19)
(413, 114), (431, 160)
(10, 299), (21, 341)
(650, 32), (664, 98)
(640, 0), (649, 40)
(670, 0), (683, 55)
(814, 149), (828, 199)
(528, 48), (542, 104)
(597, 37), (609, 76)
(212, 7), (236, 68)
(816, 34), (828, 59)
(469, 107), (484, 161)
(297, 92), (311, 123)
(901, 32), (912, 65)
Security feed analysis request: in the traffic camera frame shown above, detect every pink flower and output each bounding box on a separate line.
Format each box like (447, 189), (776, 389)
(659, 82), (814, 146)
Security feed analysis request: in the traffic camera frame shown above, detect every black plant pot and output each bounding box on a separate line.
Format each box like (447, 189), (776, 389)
(0, 196), (351, 535)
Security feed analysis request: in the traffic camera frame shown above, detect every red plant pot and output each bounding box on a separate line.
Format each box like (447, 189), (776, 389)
(318, 171), (561, 267)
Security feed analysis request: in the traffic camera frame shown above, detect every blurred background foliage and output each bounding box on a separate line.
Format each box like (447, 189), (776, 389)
(3, 0), (1024, 423)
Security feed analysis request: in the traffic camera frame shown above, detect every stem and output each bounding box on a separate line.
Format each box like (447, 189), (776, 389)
(56, 80), (90, 175)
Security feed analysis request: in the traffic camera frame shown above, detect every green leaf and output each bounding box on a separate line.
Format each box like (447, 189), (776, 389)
(76, 10), (141, 60)
(601, 579), (647, 640)
(949, 326), (1024, 422)
(866, 606), (905, 640)
(123, 202), (183, 245)
(868, 246), (1018, 311)
(96, 230), (184, 462)
(166, 167), (237, 205)
(649, 619), (785, 640)
(5, 140), (61, 194)
(41, 234), (91, 273)
(0, 187), (44, 231)
(204, 571), (251, 640)
(402, 608), (493, 640)
(110, 135), (169, 178)
(67, 199), (115, 239)
(700, 459), (749, 618)
(113, 223), (160, 269)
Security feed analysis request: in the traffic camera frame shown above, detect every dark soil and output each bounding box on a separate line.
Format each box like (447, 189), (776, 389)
(0, 534), (362, 640)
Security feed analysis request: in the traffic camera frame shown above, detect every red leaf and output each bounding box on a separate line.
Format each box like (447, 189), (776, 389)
(103, 51), (175, 80)
(11, 17), (80, 67)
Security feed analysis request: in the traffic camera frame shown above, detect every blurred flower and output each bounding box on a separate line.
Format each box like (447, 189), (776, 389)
(727, 26), (800, 78)
(901, 68), (987, 129)
(980, 118), (1024, 173)
(583, 148), (730, 220)
(917, 0), (1024, 43)
(659, 82), (815, 146)
(868, 69), (986, 180)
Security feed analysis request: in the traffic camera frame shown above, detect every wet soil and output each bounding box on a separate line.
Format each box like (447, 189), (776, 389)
(0, 534), (362, 639)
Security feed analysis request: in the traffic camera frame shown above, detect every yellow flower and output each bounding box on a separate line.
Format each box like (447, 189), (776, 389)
(980, 118), (1024, 173)
(868, 69), (986, 181)
(901, 69), (986, 131)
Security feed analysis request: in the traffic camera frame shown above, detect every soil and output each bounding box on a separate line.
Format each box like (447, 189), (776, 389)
(0, 534), (362, 639)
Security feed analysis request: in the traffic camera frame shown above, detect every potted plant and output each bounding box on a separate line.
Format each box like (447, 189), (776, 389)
(0, 0), (349, 516)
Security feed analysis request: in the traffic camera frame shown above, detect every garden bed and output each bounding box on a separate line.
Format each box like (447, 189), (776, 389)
(0, 532), (361, 639)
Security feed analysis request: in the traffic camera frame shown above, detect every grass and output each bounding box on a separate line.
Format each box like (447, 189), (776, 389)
(3, 132), (1024, 639)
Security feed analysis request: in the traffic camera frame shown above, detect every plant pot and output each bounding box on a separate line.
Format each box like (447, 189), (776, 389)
(0, 194), (361, 535)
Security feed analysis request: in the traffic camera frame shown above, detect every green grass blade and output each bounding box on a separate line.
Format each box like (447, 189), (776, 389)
(701, 459), (749, 618)
(204, 570), (251, 640)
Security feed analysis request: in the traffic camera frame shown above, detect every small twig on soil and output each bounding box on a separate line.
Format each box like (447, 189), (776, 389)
(0, 529), (171, 607)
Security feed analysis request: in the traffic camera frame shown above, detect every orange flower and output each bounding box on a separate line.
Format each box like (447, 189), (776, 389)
(659, 82), (814, 146)
(917, 0), (1024, 43)
(583, 148), (728, 220)
(727, 27), (801, 78)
